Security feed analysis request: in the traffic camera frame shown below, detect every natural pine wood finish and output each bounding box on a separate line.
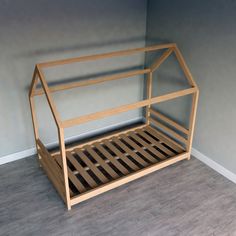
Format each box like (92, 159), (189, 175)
(62, 87), (196, 128)
(34, 69), (150, 96)
(38, 125), (189, 206)
(29, 43), (198, 210)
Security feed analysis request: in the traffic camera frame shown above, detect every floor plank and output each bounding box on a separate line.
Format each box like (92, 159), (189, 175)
(0, 156), (236, 236)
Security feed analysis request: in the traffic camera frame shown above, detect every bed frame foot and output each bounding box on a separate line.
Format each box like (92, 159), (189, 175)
(67, 203), (71, 210)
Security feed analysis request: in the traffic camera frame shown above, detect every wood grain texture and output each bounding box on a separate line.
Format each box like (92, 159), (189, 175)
(145, 72), (153, 125)
(34, 69), (150, 96)
(47, 125), (187, 206)
(150, 48), (173, 72)
(37, 43), (176, 68)
(150, 108), (189, 135)
(1, 157), (236, 235)
(62, 88), (196, 128)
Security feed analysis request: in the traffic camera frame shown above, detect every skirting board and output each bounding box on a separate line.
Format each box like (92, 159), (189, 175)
(192, 148), (236, 184)
(0, 117), (142, 166)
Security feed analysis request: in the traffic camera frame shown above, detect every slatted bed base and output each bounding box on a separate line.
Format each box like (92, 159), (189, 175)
(37, 125), (188, 207)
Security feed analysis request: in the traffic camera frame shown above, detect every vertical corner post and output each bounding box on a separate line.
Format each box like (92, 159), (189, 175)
(145, 71), (153, 125)
(186, 90), (199, 159)
(29, 67), (41, 163)
(58, 127), (71, 210)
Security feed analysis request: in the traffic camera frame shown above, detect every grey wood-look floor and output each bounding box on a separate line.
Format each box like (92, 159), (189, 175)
(1, 156), (236, 236)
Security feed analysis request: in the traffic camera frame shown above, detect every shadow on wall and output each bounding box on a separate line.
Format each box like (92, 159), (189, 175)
(34, 65), (144, 89)
(146, 37), (173, 46)
(0, 0), (148, 157)
(143, 37), (192, 129)
(18, 36), (145, 58)
(23, 36), (146, 91)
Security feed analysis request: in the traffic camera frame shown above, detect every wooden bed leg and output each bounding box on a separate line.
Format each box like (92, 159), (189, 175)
(29, 96), (42, 167)
(29, 69), (41, 166)
(187, 154), (191, 160)
(58, 128), (71, 210)
(187, 91), (199, 159)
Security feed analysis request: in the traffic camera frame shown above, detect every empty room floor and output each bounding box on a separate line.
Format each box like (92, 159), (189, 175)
(1, 156), (236, 236)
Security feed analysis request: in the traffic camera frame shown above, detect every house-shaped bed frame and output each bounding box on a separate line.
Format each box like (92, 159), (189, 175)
(29, 43), (199, 210)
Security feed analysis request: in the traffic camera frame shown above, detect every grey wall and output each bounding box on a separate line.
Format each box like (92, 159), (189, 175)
(146, 0), (236, 174)
(0, 0), (147, 158)
(2, 0), (236, 177)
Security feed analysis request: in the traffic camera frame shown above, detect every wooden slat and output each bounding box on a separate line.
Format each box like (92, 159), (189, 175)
(119, 134), (157, 163)
(38, 149), (65, 196)
(38, 147), (74, 198)
(149, 118), (188, 145)
(150, 109), (189, 135)
(103, 140), (140, 171)
(94, 142), (129, 175)
(138, 129), (175, 157)
(71, 152), (189, 205)
(84, 145), (120, 179)
(150, 87), (196, 107)
(146, 126), (184, 153)
(173, 46), (197, 88)
(62, 87), (197, 128)
(51, 124), (146, 156)
(34, 69), (150, 96)
(66, 152), (98, 188)
(75, 149), (108, 183)
(37, 141), (64, 184)
(53, 154), (75, 197)
(39, 157), (66, 202)
(54, 154), (87, 194)
(67, 166), (87, 193)
(150, 48), (173, 72)
(38, 150), (64, 189)
(38, 43), (176, 68)
(128, 131), (167, 160)
(112, 137), (149, 167)
(186, 91), (199, 154)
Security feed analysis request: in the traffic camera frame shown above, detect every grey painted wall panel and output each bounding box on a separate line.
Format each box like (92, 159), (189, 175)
(0, 0), (147, 157)
(146, 0), (236, 174)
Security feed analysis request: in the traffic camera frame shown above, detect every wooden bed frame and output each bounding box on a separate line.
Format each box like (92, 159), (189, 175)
(29, 43), (199, 210)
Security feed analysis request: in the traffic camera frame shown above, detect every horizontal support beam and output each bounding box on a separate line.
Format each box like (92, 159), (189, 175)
(149, 118), (188, 145)
(62, 87), (197, 128)
(150, 109), (189, 135)
(37, 139), (66, 202)
(37, 43), (176, 68)
(33, 69), (150, 96)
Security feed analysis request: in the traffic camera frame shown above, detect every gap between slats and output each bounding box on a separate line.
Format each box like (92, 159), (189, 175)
(50, 125), (185, 196)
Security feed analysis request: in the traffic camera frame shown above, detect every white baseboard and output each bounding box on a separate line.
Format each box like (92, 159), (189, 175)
(0, 117), (143, 166)
(191, 148), (236, 184)
(0, 148), (37, 166)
